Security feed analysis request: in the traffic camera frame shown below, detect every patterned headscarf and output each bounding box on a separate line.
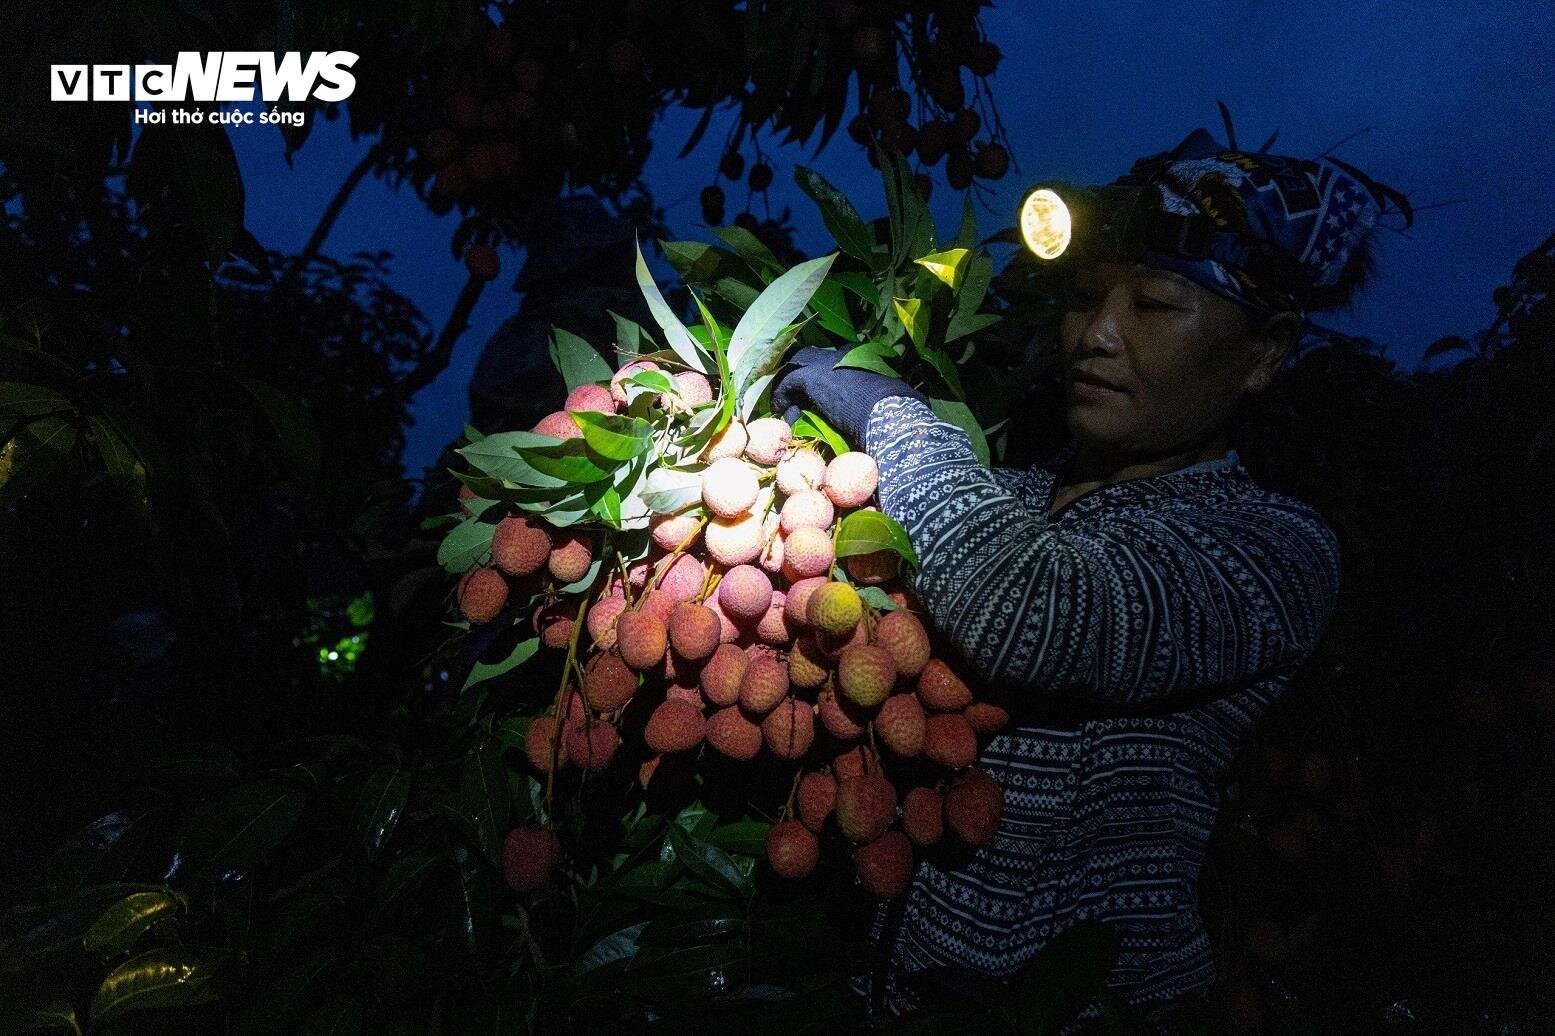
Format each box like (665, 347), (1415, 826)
(1117, 129), (1388, 316)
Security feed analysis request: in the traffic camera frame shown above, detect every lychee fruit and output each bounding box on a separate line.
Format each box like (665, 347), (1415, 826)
(902, 787), (944, 847)
(818, 687), (869, 739)
(701, 457), (759, 518)
(846, 550), (898, 585)
(705, 594), (742, 644)
(458, 567), (508, 624)
(586, 594), (627, 649)
(739, 653), (790, 714)
(582, 649), (637, 712)
(651, 513), (703, 553)
(788, 635), (832, 689)
(702, 419), (748, 461)
(917, 659), (973, 711)
(823, 452), (879, 508)
(762, 698), (815, 759)
(492, 515), (552, 577)
(565, 720), (620, 773)
(533, 410), (582, 440)
(855, 831), (913, 896)
(616, 609), (668, 670)
(832, 744), (879, 781)
(564, 383), (615, 414)
(758, 515), (785, 573)
(872, 610), (931, 678)
(655, 552), (707, 602)
(923, 713), (977, 769)
(943, 769), (1002, 846)
(503, 825), (561, 892)
(665, 681), (703, 706)
(661, 370), (713, 411)
(963, 702), (1010, 736)
(837, 644), (898, 708)
(548, 535), (593, 584)
(705, 512), (764, 566)
(765, 820), (820, 880)
(755, 592), (793, 646)
(465, 243), (500, 282)
(776, 449), (826, 496)
(797, 771), (838, 833)
(834, 774), (897, 844)
(818, 617), (868, 659)
(706, 706), (762, 760)
(876, 694), (926, 756)
(808, 581), (863, 636)
(524, 716), (567, 772)
(457, 483), (479, 516)
(610, 360), (661, 406)
(637, 588), (678, 626)
(644, 699), (707, 753)
(700, 643), (748, 706)
(536, 600), (574, 649)
(785, 577), (828, 626)
(718, 564), (773, 623)
(782, 526), (835, 579)
(744, 417), (792, 465)
(780, 490), (835, 535)
(668, 602), (720, 662)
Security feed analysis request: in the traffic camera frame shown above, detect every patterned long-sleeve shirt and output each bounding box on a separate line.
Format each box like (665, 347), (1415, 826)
(859, 397), (1341, 1016)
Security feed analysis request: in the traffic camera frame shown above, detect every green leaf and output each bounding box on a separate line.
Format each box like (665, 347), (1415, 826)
(130, 121), (243, 264)
(791, 410), (848, 456)
(712, 227), (783, 281)
(90, 946), (225, 1023)
(570, 411), (651, 462)
(807, 277), (857, 340)
(664, 824), (748, 898)
(915, 248), (970, 290)
(610, 311), (651, 357)
(953, 193), (979, 250)
(892, 297), (928, 349)
(634, 240), (707, 372)
(944, 312), (1000, 345)
(368, 852), (439, 928)
(662, 240), (736, 284)
(460, 741), (511, 864)
(794, 166), (874, 263)
(231, 374), (321, 485)
(856, 586), (905, 613)
(626, 369), (676, 395)
(519, 439), (616, 484)
(464, 635), (540, 694)
(451, 846), (495, 960)
(727, 253), (837, 379)
(574, 923), (647, 977)
(705, 821), (771, 857)
(351, 767), (410, 858)
(882, 150), (933, 270)
(181, 779), (305, 870)
(82, 891), (186, 956)
(437, 519), (495, 575)
(298, 999), (364, 1036)
(1008, 921), (1120, 1034)
(836, 340), (902, 378)
(0, 381), (72, 419)
(834, 510), (918, 567)
(458, 434), (570, 488)
(549, 328), (613, 390)
(930, 397), (990, 466)
(7, 1000), (79, 1034)
(641, 467), (704, 514)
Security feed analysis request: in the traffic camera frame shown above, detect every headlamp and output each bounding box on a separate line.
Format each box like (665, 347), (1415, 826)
(1018, 182), (1159, 263)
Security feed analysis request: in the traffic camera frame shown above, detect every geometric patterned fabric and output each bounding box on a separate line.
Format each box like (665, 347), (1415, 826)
(855, 397), (1342, 1021)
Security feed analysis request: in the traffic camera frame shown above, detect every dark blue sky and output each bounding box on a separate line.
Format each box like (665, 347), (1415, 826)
(232, 0), (1555, 482)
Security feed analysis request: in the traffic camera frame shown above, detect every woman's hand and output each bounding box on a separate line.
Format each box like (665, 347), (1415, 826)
(770, 347), (926, 447)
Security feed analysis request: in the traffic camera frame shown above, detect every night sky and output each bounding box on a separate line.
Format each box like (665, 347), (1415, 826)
(230, 0), (1555, 482)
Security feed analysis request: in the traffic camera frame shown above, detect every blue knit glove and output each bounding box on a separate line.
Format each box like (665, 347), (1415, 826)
(770, 347), (926, 447)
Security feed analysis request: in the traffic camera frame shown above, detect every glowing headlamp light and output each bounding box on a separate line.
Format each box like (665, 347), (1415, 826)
(1017, 183), (1173, 264)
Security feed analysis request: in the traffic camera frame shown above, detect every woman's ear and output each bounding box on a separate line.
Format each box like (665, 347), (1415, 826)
(1242, 311), (1302, 394)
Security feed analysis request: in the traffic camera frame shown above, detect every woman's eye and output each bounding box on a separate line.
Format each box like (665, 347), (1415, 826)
(1134, 296), (1176, 311)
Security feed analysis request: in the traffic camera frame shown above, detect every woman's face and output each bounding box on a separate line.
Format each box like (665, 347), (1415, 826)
(1057, 261), (1292, 461)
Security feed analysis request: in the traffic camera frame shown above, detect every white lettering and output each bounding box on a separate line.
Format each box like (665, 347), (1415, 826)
(135, 65), (171, 100)
(310, 51), (358, 103)
(170, 52), (221, 102)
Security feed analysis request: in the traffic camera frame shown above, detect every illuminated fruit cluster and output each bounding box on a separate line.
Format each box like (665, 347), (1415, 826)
(452, 371), (1009, 897)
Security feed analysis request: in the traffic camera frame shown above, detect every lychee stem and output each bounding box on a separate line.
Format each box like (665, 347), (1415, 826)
(545, 586), (596, 814)
(782, 767), (803, 820)
(649, 515), (710, 592)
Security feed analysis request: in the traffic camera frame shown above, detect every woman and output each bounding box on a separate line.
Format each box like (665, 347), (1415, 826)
(773, 130), (1393, 1022)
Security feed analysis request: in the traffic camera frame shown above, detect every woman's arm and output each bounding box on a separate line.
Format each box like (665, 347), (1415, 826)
(865, 398), (1341, 706)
